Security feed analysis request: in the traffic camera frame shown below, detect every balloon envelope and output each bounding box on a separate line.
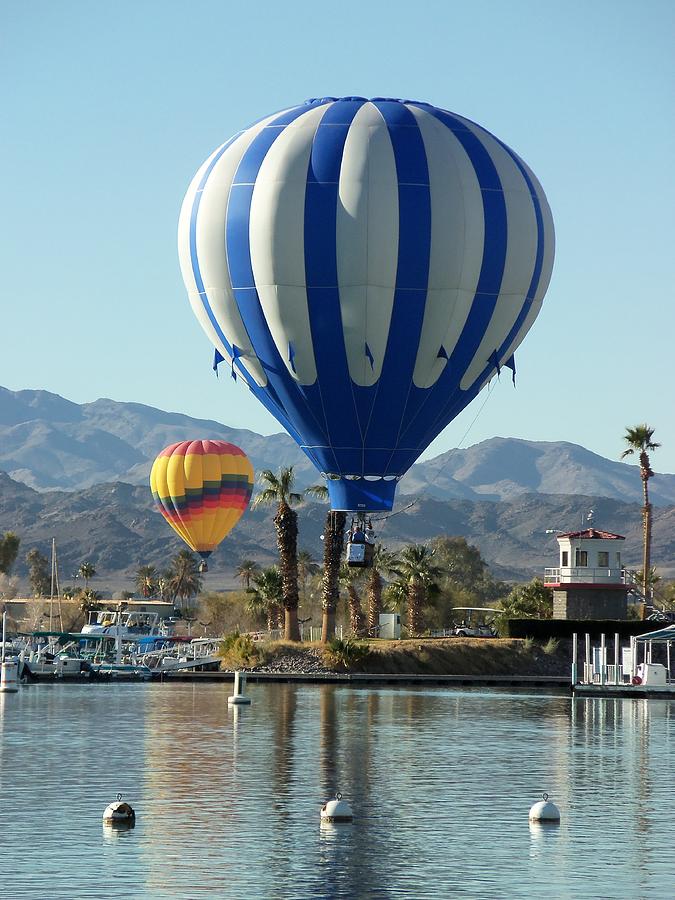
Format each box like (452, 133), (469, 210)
(150, 440), (254, 558)
(179, 97), (554, 511)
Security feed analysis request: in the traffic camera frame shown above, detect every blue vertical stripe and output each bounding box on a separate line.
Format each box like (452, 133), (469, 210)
(225, 103), (331, 453)
(303, 99), (365, 473)
(397, 106), (509, 453)
(361, 101), (431, 474)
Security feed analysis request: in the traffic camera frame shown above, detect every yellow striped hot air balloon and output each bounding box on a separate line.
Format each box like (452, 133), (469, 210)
(150, 440), (254, 571)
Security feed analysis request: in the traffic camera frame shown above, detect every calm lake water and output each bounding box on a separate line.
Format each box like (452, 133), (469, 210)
(0, 682), (673, 899)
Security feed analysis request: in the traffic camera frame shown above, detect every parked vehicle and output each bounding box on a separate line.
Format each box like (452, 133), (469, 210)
(451, 608), (499, 638)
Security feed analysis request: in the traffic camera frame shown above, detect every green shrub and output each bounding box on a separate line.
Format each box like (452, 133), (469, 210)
(218, 632), (266, 669)
(542, 637), (559, 655)
(522, 636), (535, 652)
(323, 637), (371, 671)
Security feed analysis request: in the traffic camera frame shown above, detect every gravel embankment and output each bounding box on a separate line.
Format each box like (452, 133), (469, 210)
(249, 646), (335, 675)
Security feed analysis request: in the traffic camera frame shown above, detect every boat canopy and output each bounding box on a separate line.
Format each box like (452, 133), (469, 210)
(31, 631), (109, 641)
(634, 624), (675, 643)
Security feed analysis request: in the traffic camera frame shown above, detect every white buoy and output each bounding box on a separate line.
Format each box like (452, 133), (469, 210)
(0, 611), (18, 694)
(529, 793), (560, 823)
(103, 794), (136, 824)
(228, 670), (251, 705)
(320, 792), (353, 824)
(0, 661), (19, 693)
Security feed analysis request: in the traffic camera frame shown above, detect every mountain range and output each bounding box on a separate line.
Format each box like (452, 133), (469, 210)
(2, 386), (674, 505)
(2, 471), (675, 588)
(1, 386), (674, 587)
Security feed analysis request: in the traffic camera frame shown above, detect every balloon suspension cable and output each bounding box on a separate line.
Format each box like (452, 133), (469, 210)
(370, 379), (497, 523)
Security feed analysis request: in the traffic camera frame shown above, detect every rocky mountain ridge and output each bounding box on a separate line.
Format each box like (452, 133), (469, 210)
(2, 386), (674, 507)
(2, 470), (674, 588)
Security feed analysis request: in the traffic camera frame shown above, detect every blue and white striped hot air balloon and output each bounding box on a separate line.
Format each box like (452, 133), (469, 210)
(178, 97), (554, 512)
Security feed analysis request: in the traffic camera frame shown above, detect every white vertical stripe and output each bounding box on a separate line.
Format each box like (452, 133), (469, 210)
(178, 141), (228, 296)
(497, 156), (555, 366)
(458, 118), (539, 390)
(516, 154), (555, 302)
(409, 106), (485, 389)
(177, 143), (245, 382)
(182, 111), (290, 387)
(249, 104), (330, 385)
(337, 102), (399, 386)
(499, 298), (544, 367)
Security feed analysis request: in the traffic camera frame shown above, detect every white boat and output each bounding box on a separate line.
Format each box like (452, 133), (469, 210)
(81, 608), (174, 639)
(135, 637), (222, 673)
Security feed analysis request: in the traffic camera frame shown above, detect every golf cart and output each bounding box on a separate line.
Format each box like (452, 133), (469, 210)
(452, 607), (499, 638)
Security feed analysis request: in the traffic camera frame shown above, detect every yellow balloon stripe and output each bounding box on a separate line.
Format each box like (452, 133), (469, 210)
(150, 440), (254, 556)
(150, 454), (196, 550)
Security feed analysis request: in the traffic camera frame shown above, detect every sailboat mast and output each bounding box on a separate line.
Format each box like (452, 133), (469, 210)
(49, 538), (63, 632)
(54, 540), (63, 632)
(49, 538), (55, 631)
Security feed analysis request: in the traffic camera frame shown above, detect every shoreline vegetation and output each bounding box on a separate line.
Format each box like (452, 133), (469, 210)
(218, 636), (570, 678)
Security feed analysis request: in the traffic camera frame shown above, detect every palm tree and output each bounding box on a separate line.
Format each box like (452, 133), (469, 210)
(253, 467), (304, 641)
(236, 559), (260, 592)
(621, 424), (660, 597)
(306, 484), (347, 642)
(392, 545), (442, 636)
(250, 567), (284, 631)
(166, 549), (202, 610)
(339, 564), (367, 637)
(78, 562), (96, 590)
(135, 565), (159, 598)
(366, 544), (398, 636)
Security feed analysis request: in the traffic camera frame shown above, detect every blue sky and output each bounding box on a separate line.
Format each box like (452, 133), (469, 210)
(2, 0), (674, 471)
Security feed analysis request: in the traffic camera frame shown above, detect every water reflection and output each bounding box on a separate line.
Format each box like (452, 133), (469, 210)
(1, 685), (674, 898)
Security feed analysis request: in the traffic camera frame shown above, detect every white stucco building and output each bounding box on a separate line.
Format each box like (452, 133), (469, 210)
(544, 529), (637, 620)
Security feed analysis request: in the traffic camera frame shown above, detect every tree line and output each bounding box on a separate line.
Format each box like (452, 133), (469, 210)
(0, 421), (666, 640)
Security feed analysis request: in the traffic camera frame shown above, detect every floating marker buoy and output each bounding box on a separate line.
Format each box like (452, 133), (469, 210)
(0, 660), (19, 693)
(320, 792), (353, 824)
(228, 670), (251, 705)
(103, 793), (136, 824)
(529, 792), (560, 823)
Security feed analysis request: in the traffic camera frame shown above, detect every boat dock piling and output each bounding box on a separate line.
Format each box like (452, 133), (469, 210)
(573, 627), (675, 695)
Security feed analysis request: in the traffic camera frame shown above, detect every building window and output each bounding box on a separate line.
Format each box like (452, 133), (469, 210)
(561, 551), (569, 567)
(598, 551), (609, 567)
(616, 552), (621, 566)
(575, 549), (588, 567)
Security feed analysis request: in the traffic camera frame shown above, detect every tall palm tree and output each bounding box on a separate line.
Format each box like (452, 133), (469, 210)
(366, 544), (398, 636)
(621, 424), (660, 597)
(166, 549), (202, 610)
(305, 484), (347, 643)
(392, 545), (442, 636)
(339, 564), (367, 637)
(135, 565), (158, 598)
(253, 467), (304, 641)
(78, 562), (96, 590)
(236, 559), (260, 592)
(250, 567), (284, 631)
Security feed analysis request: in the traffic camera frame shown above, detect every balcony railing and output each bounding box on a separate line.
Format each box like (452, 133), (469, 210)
(544, 567), (639, 586)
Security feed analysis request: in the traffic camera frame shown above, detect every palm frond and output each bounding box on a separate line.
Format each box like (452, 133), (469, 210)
(305, 484), (329, 500)
(252, 488), (281, 508)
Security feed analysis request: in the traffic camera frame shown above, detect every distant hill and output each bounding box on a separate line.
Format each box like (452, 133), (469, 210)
(2, 386), (675, 507)
(408, 436), (675, 506)
(2, 471), (674, 590)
